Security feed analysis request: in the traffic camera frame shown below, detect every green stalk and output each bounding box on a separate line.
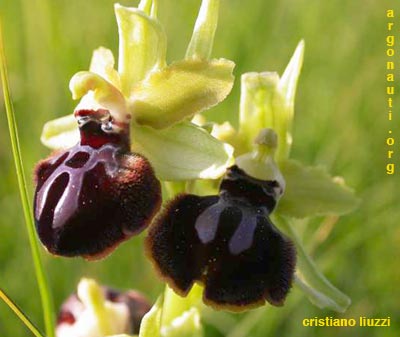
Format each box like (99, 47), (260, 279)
(0, 20), (55, 337)
(0, 288), (45, 337)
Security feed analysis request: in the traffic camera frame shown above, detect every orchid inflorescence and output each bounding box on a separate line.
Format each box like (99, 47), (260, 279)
(2, 0), (359, 336)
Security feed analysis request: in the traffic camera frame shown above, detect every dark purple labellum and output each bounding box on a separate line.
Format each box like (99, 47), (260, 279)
(146, 165), (296, 311)
(34, 109), (161, 260)
(57, 286), (151, 335)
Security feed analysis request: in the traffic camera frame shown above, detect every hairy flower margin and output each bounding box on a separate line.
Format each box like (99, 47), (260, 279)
(1, 0), (359, 336)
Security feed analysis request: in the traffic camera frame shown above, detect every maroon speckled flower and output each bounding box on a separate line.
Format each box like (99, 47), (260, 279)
(146, 165), (296, 311)
(34, 109), (161, 260)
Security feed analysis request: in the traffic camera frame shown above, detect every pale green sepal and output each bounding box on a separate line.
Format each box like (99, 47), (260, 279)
(150, 0), (158, 18)
(186, 0), (220, 60)
(139, 295), (164, 337)
(277, 159), (360, 218)
(162, 308), (203, 337)
(40, 114), (79, 150)
(277, 40), (304, 159)
(274, 216), (351, 312)
(278, 40), (304, 116)
(131, 122), (234, 181)
(115, 3), (167, 96)
(89, 47), (121, 89)
(137, 0), (158, 17)
(138, 0), (152, 15)
(130, 59), (234, 129)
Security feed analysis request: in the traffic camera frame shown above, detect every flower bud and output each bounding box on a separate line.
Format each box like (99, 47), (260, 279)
(56, 279), (151, 337)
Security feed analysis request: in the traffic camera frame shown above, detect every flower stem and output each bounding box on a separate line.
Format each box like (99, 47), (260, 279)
(0, 20), (55, 337)
(0, 288), (45, 337)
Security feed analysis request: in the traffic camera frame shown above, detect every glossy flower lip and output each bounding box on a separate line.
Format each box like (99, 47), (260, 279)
(34, 109), (161, 260)
(145, 165), (296, 312)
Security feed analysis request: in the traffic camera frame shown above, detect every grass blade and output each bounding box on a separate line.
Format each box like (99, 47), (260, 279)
(0, 288), (46, 337)
(0, 19), (55, 337)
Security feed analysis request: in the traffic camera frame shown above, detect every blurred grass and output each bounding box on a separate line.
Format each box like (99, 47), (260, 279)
(0, 0), (399, 336)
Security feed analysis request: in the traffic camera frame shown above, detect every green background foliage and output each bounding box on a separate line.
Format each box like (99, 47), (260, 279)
(0, 0), (398, 336)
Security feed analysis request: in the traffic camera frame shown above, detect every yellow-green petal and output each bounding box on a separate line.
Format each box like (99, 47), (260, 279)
(70, 71), (129, 124)
(41, 114), (79, 150)
(130, 59), (235, 129)
(278, 40), (304, 126)
(89, 47), (121, 89)
(115, 3), (167, 96)
(186, 0), (220, 60)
